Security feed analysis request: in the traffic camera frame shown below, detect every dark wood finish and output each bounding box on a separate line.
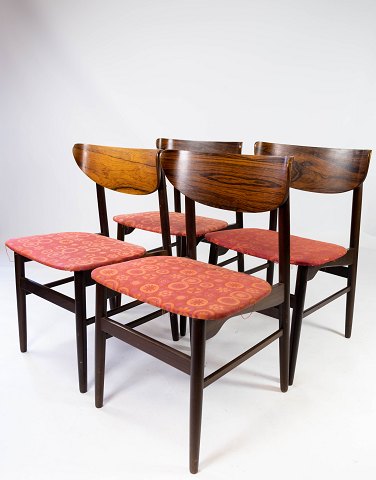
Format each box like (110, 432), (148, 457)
(161, 151), (290, 213)
(74, 271), (88, 393)
(254, 142), (371, 384)
(95, 284), (107, 408)
(96, 184), (109, 236)
(94, 150), (291, 472)
(189, 319), (206, 474)
(73, 144), (160, 194)
(15, 254), (27, 353)
(254, 141), (371, 193)
(11, 145), (169, 392)
(157, 138), (242, 154)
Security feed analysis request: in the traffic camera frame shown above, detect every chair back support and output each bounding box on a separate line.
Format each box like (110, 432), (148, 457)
(161, 151), (291, 213)
(73, 144), (160, 195)
(254, 141), (371, 193)
(157, 138), (242, 154)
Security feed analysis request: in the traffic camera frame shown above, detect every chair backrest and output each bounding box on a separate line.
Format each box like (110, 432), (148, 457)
(73, 144), (160, 195)
(157, 138), (242, 154)
(254, 141), (372, 251)
(156, 139), (243, 215)
(72, 144), (160, 237)
(254, 141), (371, 194)
(161, 150), (291, 273)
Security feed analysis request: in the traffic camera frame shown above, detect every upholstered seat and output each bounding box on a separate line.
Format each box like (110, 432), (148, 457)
(205, 228), (347, 267)
(114, 211), (228, 237)
(92, 256), (271, 320)
(6, 232), (146, 272)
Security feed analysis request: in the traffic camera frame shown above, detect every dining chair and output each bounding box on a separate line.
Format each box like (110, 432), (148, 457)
(5, 144), (168, 393)
(205, 142), (371, 385)
(113, 138), (246, 336)
(92, 150), (292, 473)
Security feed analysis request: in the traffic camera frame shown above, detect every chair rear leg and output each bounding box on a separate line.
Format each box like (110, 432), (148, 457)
(208, 244), (219, 265)
(345, 261), (358, 339)
(190, 319), (206, 474)
(289, 266), (308, 385)
(95, 284), (107, 408)
(279, 301), (290, 393)
(266, 261), (275, 285)
(170, 313), (179, 341)
(237, 252), (244, 272)
(74, 271), (88, 393)
(15, 254), (27, 352)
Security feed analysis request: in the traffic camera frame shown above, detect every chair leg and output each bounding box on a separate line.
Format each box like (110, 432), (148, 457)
(208, 243), (219, 265)
(95, 284), (107, 408)
(279, 301), (290, 393)
(15, 254), (27, 353)
(74, 271), (88, 393)
(170, 313), (180, 341)
(237, 252), (244, 272)
(289, 266), (308, 386)
(189, 319), (206, 474)
(345, 262), (358, 339)
(266, 261), (275, 285)
(180, 316), (187, 337)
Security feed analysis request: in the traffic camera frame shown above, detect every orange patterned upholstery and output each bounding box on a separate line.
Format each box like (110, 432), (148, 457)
(114, 211), (228, 237)
(6, 232), (146, 272)
(91, 256), (271, 320)
(205, 228), (347, 267)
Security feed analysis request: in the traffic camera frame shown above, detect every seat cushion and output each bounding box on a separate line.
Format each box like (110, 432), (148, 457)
(113, 211), (228, 236)
(205, 228), (347, 267)
(6, 232), (146, 272)
(92, 256), (271, 320)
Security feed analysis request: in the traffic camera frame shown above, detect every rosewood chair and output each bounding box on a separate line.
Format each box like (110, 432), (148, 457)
(205, 142), (371, 385)
(114, 138), (245, 336)
(92, 150), (292, 473)
(5, 145), (168, 393)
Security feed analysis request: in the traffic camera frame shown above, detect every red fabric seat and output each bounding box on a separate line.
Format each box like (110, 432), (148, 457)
(91, 256), (271, 320)
(114, 211), (228, 237)
(6, 232), (146, 272)
(205, 228), (347, 267)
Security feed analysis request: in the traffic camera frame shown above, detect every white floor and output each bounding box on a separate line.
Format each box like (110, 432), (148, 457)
(1, 246), (375, 480)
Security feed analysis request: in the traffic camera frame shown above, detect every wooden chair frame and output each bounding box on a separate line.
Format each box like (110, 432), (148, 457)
(94, 151), (292, 473)
(11, 145), (171, 393)
(250, 142), (370, 384)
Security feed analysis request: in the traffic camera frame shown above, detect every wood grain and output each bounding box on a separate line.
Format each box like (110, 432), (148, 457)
(156, 138), (242, 154)
(161, 151), (291, 213)
(73, 144), (159, 194)
(254, 141), (371, 193)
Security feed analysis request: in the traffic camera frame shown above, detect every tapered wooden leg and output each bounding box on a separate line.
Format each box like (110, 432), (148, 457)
(95, 284), (107, 408)
(180, 316), (187, 336)
(74, 271), (87, 393)
(15, 254), (27, 353)
(345, 262), (358, 339)
(279, 301), (290, 393)
(208, 244), (219, 265)
(266, 261), (275, 285)
(189, 319), (206, 474)
(289, 266), (308, 386)
(170, 313), (179, 341)
(237, 252), (244, 272)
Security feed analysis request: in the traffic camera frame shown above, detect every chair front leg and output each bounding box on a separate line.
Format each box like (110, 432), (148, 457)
(289, 266), (309, 386)
(74, 271), (88, 393)
(266, 261), (275, 285)
(189, 318), (206, 474)
(279, 299), (290, 393)
(345, 261), (358, 339)
(208, 243), (219, 265)
(95, 283), (107, 408)
(15, 253), (27, 353)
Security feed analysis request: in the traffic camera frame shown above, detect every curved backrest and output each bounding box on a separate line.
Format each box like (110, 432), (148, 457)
(161, 151), (291, 213)
(254, 141), (371, 194)
(73, 144), (160, 195)
(156, 138), (242, 154)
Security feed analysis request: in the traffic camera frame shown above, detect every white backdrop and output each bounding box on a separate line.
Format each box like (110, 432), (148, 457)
(1, 0), (375, 252)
